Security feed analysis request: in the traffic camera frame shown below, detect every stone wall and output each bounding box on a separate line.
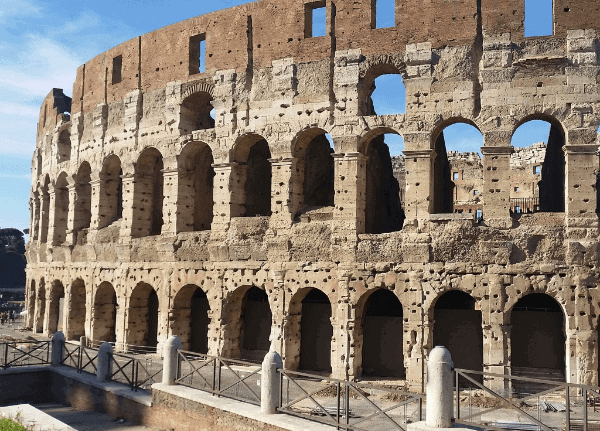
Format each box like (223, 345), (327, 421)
(26, 0), (600, 394)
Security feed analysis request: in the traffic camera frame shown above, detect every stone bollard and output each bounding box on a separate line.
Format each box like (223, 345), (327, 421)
(97, 342), (113, 382)
(79, 336), (88, 348)
(260, 351), (283, 414)
(426, 346), (454, 428)
(51, 331), (64, 366)
(162, 335), (182, 385)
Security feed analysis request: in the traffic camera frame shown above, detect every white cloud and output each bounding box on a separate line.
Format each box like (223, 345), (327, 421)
(0, 0), (41, 20)
(0, 102), (39, 118)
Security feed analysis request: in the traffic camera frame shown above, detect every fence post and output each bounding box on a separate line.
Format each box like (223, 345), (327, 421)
(426, 346), (454, 428)
(261, 351), (283, 414)
(51, 332), (64, 366)
(97, 342), (113, 382)
(162, 335), (182, 386)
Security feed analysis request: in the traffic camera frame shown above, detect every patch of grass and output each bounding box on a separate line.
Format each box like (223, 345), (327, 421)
(0, 416), (31, 430)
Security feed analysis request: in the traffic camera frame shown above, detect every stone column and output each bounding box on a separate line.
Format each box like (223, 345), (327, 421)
(38, 189), (50, 243)
(162, 335), (182, 385)
(269, 157), (300, 229)
(334, 271), (352, 380)
(119, 174), (136, 239)
(564, 139), (599, 225)
(51, 331), (64, 366)
(481, 274), (510, 392)
(46, 187), (57, 245)
(161, 167), (187, 235)
(481, 142), (513, 228)
(574, 273), (597, 385)
(64, 183), (78, 245)
(405, 270), (427, 394)
(402, 146), (435, 222)
(88, 176), (103, 232)
(114, 295), (127, 353)
(97, 342), (113, 382)
(425, 347), (453, 428)
(261, 351), (283, 414)
(31, 192), (40, 241)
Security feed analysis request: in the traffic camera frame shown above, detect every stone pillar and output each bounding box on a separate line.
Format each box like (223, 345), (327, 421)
(269, 157), (299, 229)
(88, 177), (103, 231)
(114, 299), (126, 353)
(210, 163), (244, 238)
(574, 273), (597, 385)
(564, 139), (599, 224)
(31, 192), (40, 241)
(46, 187), (57, 245)
(405, 270), (427, 394)
(64, 183), (78, 245)
(51, 331), (64, 366)
(425, 346), (453, 428)
(97, 342), (113, 382)
(481, 143), (513, 228)
(38, 189), (50, 243)
(334, 271), (352, 380)
(162, 335), (182, 385)
(161, 167), (186, 235)
(261, 351), (283, 414)
(402, 147), (435, 222)
(481, 274), (510, 392)
(119, 174), (136, 239)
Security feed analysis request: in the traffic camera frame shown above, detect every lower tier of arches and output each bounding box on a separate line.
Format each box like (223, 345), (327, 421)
(25, 262), (600, 393)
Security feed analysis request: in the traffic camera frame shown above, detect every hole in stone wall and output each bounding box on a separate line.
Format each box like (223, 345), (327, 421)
(180, 91), (215, 133)
(361, 289), (404, 378)
(369, 74), (406, 116)
(373, 0), (395, 29)
(511, 119), (564, 213)
(525, 0), (553, 37)
(189, 34), (206, 75)
(433, 122), (483, 215)
(433, 290), (483, 384)
(112, 55), (122, 85)
(305, 1), (327, 38)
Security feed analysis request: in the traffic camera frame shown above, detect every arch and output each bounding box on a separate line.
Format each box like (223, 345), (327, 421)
(178, 142), (215, 231)
(361, 129), (404, 233)
(135, 148), (164, 236)
(92, 282), (117, 344)
(66, 279), (86, 340)
(34, 278), (46, 333)
(233, 134), (272, 217)
(511, 116), (565, 213)
(47, 280), (65, 335)
(292, 128), (335, 216)
(57, 129), (71, 162)
(432, 120), (483, 214)
(171, 284), (210, 353)
(99, 155), (123, 229)
(73, 162), (92, 243)
(360, 289), (404, 378)
(299, 288), (332, 372)
(40, 175), (50, 243)
(509, 293), (566, 387)
(179, 91), (215, 134)
(127, 282), (159, 348)
(241, 286), (272, 360)
(52, 172), (70, 245)
(360, 61), (406, 117)
(432, 290), (483, 382)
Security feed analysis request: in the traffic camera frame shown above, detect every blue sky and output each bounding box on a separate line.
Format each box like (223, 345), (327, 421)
(0, 0), (555, 231)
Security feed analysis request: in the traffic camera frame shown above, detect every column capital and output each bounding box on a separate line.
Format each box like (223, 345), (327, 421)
(563, 144), (599, 155)
(211, 162), (238, 171)
(332, 152), (368, 162)
(481, 146), (514, 155)
(402, 149), (436, 159)
(268, 157), (297, 166)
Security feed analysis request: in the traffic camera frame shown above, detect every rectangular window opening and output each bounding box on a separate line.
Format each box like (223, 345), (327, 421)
(189, 34), (206, 75)
(453, 172), (459, 181)
(373, 0), (395, 29)
(534, 165), (541, 175)
(473, 190), (478, 195)
(514, 186), (519, 192)
(112, 55), (123, 85)
(305, 2), (327, 38)
(476, 209), (483, 219)
(525, 0), (553, 37)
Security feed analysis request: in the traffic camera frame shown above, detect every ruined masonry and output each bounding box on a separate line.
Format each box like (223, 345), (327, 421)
(26, 0), (600, 394)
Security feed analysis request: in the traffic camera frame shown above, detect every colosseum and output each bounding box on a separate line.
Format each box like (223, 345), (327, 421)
(25, 0), (600, 393)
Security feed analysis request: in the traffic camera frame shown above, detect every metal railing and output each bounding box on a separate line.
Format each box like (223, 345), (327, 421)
(175, 350), (262, 406)
(0, 340), (51, 368)
(60, 340), (98, 375)
(109, 351), (163, 392)
(510, 197), (540, 214)
(278, 369), (423, 431)
(455, 368), (600, 431)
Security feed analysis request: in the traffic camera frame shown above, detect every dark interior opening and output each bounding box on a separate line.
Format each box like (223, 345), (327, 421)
(190, 288), (210, 354)
(151, 156), (164, 235)
(538, 124), (565, 212)
(241, 287), (272, 356)
(303, 135), (334, 207)
(245, 140), (272, 217)
(433, 132), (454, 214)
(300, 289), (332, 372)
(146, 289), (159, 348)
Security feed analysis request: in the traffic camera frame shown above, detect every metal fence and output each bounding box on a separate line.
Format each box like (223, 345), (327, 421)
(109, 351), (163, 392)
(175, 350), (262, 406)
(0, 340), (51, 368)
(60, 341), (99, 375)
(278, 369), (423, 431)
(455, 368), (600, 431)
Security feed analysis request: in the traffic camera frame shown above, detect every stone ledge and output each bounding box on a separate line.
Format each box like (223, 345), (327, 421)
(152, 382), (333, 431)
(0, 404), (76, 431)
(429, 213), (475, 222)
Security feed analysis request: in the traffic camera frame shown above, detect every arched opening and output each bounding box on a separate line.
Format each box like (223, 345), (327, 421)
(179, 91), (215, 134)
(511, 118), (565, 213)
(40, 176), (50, 243)
(299, 289), (332, 373)
(433, 290), (483, 383)
(67, 279), (86, 341)
(34, 279), (45, 333)
(433, 122), (483, 214)
(510, 293), (565, 388)
(361, 289), (404, 378)
(179, 143), (215, 231)
(127, 282), (159, 349)
(93, 282), (117, 344)
(47, 280), (65, 335)
(52, 172), (69, 244)
(233, 136), (272, 217)
(99, 155), (123, 229)
(363, 131), (404, 233)
(292, 130), (335, 219)
(171, 285), (210, 353)
(241, 286), (272, 361)
(74, 163), (91, 243)
(57, 129), (71, 163)
(135, 148), (164, 237)
(368, 74), (406, 116)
